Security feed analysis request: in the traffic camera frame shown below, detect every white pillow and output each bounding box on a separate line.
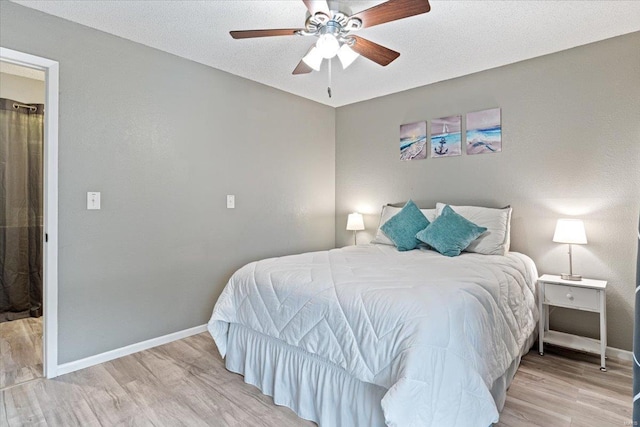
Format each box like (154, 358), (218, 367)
(371, 204), (437, 246)
(435, 203), (512, 255)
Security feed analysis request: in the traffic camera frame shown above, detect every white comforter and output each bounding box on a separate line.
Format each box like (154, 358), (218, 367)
(208, 245), (538, 426)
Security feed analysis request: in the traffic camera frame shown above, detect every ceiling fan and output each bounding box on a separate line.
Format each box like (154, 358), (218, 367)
(230, 0), (431, 76)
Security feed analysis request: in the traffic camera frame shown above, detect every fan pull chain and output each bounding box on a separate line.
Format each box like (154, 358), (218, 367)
(327, 58), (332, 98)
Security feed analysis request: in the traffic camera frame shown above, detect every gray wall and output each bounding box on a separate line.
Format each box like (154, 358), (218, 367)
(0, 72), (46, 103)
(0, 2), (336, 363)
(336, 32), (640, 351)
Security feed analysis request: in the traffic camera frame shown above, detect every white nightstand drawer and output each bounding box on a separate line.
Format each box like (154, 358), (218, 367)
(544, 283), (599, 310)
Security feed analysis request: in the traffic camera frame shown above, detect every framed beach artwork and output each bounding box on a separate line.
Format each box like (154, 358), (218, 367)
(466, 108), (502, 155)
(430, 115), (462, 158)
(400, 121), (427, 161)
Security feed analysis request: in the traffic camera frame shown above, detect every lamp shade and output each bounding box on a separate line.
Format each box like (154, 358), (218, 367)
(553, 219), (587, 244)
(316, 34), (340, 59)
(302, 47), (323, 71)
(346, 212), (365, 231)
(337, 44), (359, 69)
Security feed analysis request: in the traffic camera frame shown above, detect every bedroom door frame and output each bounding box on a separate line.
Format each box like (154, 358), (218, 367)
(0, 47), (60, 379)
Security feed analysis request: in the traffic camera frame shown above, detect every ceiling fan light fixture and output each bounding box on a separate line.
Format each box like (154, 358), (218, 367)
(337, 43), (359, 69)
(231, 0), (431, 78)
(302, 46), (323, 71)
(316, 33), (340, 59)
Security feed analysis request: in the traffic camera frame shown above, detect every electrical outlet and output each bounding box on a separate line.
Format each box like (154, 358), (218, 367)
(226, 195), (235, 209)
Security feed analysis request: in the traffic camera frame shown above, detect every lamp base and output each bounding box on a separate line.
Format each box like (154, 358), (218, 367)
(561, 273), (582, 281)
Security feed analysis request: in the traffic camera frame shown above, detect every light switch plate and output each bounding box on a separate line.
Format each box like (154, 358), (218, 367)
(226, 194), (235, 209)
(87, 192), (101, 210)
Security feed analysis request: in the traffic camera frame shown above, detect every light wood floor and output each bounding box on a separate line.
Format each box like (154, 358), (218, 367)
(496, 346), (631, 427)
(1, 332), (631, 426)
(0, 317), (42, 389)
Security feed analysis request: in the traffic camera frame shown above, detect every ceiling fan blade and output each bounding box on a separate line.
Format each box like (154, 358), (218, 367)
(293, 60), (314, 75)
(230, 29), (303, 39)
(302, 0), (330, 16)
(349, 36), (400, 66)
(351, 0), (430, 29)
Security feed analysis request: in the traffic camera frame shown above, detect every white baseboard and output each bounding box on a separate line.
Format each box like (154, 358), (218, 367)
(606, 345), (633, 362)
(54, 324), (632, 377)
(56, 324), (208, 377)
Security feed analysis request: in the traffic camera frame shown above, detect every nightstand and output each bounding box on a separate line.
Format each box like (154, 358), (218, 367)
(537, 274), (607, 371)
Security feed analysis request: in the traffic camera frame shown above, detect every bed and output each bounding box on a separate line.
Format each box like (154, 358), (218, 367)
(208, 242), (538, 426)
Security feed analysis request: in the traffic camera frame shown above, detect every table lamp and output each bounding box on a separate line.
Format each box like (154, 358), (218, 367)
(553, 218), (587, 281)
(346, 213), (365, 245)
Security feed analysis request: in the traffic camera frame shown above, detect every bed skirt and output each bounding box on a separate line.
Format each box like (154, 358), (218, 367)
(226, 323), (387, 426)
(225, 323), (533, 426)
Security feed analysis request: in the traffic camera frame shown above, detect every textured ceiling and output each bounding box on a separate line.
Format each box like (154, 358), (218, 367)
(10, 0), (640, 107)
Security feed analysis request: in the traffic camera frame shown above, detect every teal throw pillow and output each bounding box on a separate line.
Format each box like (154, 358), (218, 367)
(380, 200), (430, 251)
(416, 205), (487, 257)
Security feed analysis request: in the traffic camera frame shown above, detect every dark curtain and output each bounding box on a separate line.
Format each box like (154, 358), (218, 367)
(634, 215), (640, 423)
(0, 98), (44, 323)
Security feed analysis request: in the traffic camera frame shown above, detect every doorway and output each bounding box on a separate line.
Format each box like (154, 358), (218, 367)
(0, 63), (44, 388)
(0, 47), (59, 381)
